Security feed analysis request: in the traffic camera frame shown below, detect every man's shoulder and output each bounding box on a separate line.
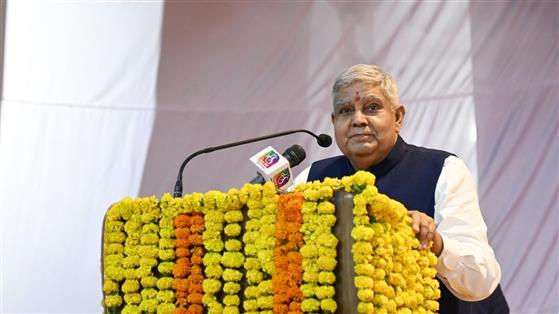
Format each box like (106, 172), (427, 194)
(403, 142), (456, 160)
(311, 155), (348, 166)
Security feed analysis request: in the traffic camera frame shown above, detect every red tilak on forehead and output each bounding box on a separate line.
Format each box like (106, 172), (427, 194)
(354, 91), (361, 102)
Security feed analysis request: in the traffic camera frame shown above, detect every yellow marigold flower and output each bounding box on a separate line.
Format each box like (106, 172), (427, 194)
(124, 292), (141, 304)
(140, 276), (157, 287)
(139, 299), (158, 313)
(106, 220), (124, 232)
(224, 295), (240, 306)
(105, 243), (124, 255)
(315, 286), (335, 299)
(141, 223), (158, 233)
(320, 298), (337, 313)
(206, 239), (225, 252)
(121, 305), (141, 314)
(134, 266), (151, 278)
(224, 224), (242, 237)
(246, 269), (263, 284)
(317, 233), (338, 248)
(102, 280), (119, 293)
(244, 244), (257, 256)
(222, 252), (245, 268)
(351, 226), (375, 241)
(256, 296), (273, 309)
(159, 238), (175, 249)
(374, 293), (389, 305)
(243, 299), (258, 311)
(244, 257), (260, 270)
(300, 244), (318, 258)
(123, 268), (136, 280)
(357, 289), (375, 302)
(138, 245), (159, 258)
(156, 302), (175, 314)
(318, 271), (336, 285)
(301, 202), (317, 214)
(105, 254), (124, 267)
(316, 256), (337, 271)
(244, 286), (259, 298)
(223, 282), (241, 294)
(302, 271), (318, 283)
(222, 269), (243, 282)
(258, 280), (272, 294)
(353, 241), (374, 256)
(157, 262), (174, 275)
(104, 294), (122, 307)
(155, 277), (173, 290)
(357, 302), (374, 314)
(225, 239), (242, 252)
(373, 268), (386, 280)
(106, 231), (126, 243)
(205, 264), (224, 279)
(321, 214), (337, 227)
(156, 290), (175, 303)
(223, 306), (240, 314)
(224, 210), (243, 223)
(158, 249), (175, 261)
(354, 276), (374, 289)
(141, 288), (157, 299)
(301, 298), (320, 312)
(140, 257), (158, 268)
(203, 279), (222, 294)
(300, 283), (316, 297)
(318, 246), (337, 258)
(105, 266), (125, 281)
(354, 263), (375, 277)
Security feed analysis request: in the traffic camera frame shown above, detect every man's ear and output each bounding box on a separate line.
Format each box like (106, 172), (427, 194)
(395, 104), (406, 132)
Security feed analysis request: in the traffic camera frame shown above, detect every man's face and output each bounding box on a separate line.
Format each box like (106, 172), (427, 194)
(332, 81), (405, 170)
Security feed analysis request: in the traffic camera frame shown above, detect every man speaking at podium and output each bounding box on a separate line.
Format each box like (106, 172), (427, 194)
(294, 64), (509, 313)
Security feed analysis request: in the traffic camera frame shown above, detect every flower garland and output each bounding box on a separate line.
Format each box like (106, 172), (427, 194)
(201, 191), (226, 314)
(296, 182), (338, 313)
(272, 192), (305, 313)
(221, 189), (245, 314)
(342, 171), (440, 313)
(103, 171), (439, 313)
(241, 182), (278, 313)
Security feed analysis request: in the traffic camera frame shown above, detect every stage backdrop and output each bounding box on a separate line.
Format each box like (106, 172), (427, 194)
(0, 1), (557, 313)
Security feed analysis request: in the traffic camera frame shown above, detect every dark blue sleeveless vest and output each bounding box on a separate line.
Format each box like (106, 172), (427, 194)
(307, 136), (509, 314)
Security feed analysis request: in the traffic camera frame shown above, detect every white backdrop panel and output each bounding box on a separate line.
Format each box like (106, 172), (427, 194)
(0, 1), (163, 312)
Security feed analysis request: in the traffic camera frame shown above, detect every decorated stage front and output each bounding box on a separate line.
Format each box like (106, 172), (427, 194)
(102, 171), (440, 314)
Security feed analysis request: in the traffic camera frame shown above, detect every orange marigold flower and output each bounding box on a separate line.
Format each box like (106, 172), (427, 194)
(173, 278), (189, 291)
(191, 247), (203, 257)
(187, 304), (203, 314)
(187, 292), (203, 305)
(176, 247), (190, 258)
(175, 215), (191, 228)
(190, 265), (203, 275)
(172, 263), (190, 278)
(188, 283), (203, 294)
(189, 274), (204, 285)
(274, 304), (289, 314)
(191, 255), (203, 265)
(175, 227), (191, 239)
(174, 307), (188, 314)
(175, 238), (190, 248)
(190, 214), (204, 226)
(188, 234), (203, 246)
(190, 224), (204, 233)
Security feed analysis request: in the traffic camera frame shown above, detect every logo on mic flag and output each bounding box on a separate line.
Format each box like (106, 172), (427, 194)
(257, 150), (280, 168)
(272, 168), (291, 189)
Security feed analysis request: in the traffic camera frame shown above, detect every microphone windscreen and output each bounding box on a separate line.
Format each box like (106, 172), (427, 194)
(283, 144), (306, 167)
(317, 134), (333, 147)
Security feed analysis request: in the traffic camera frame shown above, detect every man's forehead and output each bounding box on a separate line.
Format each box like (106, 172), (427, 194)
(333, 92), (384, 107)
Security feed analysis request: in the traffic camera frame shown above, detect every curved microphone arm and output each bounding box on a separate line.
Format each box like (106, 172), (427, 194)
(173, 129), (331, 197)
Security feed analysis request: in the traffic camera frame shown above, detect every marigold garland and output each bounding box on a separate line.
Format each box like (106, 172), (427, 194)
(103, 171), (439, 314)
(273, 192), (305, 314)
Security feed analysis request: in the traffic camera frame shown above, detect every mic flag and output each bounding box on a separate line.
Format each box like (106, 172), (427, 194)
(249, 146), (293, 191)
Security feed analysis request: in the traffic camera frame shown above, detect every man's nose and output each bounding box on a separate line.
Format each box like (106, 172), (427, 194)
(351, 110), (368, 127)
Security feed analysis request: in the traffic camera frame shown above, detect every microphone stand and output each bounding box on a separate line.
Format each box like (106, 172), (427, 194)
(173, 129), (330, 197)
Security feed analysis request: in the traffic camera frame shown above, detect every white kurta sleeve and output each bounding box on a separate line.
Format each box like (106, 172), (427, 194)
(434, 156), (501, 301)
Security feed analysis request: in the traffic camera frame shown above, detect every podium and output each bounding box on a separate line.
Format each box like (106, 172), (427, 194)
(101, 172), (440, 313)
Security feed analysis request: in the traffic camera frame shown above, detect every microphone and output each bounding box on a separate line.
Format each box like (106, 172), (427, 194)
(249, 144), (306, 186)
(173, 129), (332, 197)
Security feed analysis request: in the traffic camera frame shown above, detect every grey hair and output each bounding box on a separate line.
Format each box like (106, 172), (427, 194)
(332, 64), (400, 109)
